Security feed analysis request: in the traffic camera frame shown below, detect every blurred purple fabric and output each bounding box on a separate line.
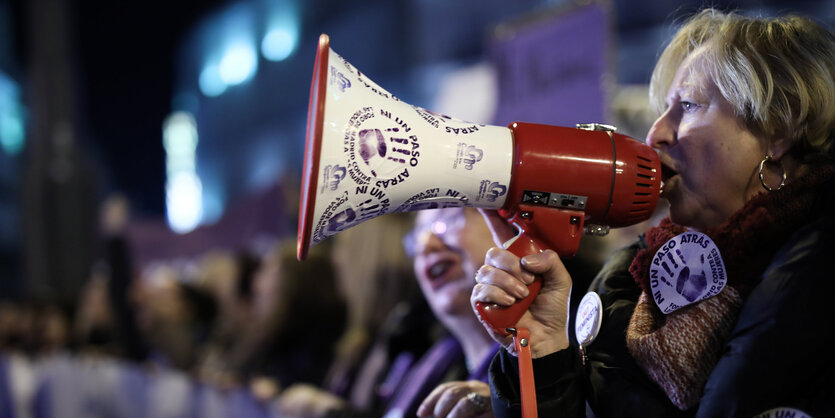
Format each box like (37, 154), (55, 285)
(127, 181), (292, 266)
(490, 2), (610, 127)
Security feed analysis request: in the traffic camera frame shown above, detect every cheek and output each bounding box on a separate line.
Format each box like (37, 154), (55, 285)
(412, 261), (432, 289)
(676, 131), (764, 225)
(682, 131), (746, 186)
(460, 235), (493, 265)
(706, 137), (763, 193)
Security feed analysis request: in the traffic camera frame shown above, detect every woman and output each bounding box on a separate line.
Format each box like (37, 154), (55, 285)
(324, 212), (425, 401)
(275, 213), (437, 417)
(404, 207), (499, 418)
(277, 208), (499, 418)
(472, 9), (835, 417)
(225, 239), (347, 390)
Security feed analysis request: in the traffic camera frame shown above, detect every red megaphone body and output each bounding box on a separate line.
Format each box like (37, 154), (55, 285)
(476, 122), (660, 334)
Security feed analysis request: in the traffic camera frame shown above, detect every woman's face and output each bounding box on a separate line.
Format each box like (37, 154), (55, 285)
(408, 208), (494, 321)
(252, 250), (282, 319)
(647, 52), (767, 230)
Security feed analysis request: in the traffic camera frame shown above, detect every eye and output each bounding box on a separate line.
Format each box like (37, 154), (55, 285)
(680, 101), (700, 113)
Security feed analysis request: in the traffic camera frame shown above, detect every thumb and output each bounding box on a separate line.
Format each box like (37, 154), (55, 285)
(521, 250), (572, 291)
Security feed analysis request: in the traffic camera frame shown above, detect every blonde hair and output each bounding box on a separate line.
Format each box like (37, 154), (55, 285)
(650, 9), (835, 159)
(331, 212), (417, 330)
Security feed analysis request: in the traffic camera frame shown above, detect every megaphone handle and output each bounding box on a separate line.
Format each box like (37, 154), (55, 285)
(474, 275), (542, 335)
(475, 229), (547, 418)
(474, 225), (549, 334)
(475, 207), (583, 333)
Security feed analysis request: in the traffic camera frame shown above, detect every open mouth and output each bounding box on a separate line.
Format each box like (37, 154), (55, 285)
(427, 259), (454, 281)
(659, 161), (678, 195)
(661, 162), (678, 182)
(421, 255), (464, 291)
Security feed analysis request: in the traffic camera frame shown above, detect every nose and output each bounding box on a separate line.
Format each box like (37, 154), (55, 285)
(646, 109), (676, 149)
(413, 230), (448, 256)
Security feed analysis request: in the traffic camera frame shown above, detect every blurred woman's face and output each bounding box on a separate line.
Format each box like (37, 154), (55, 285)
(408, 208), (494, 321)
(253, 266), (274, 319)
(646, 51), (767, 230)
(252, 249), (284, 320)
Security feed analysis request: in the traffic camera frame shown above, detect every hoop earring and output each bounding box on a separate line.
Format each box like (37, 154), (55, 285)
(758, 155), (786, 192)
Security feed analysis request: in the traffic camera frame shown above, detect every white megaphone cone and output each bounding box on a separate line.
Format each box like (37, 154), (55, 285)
(298, 34), (515, 261)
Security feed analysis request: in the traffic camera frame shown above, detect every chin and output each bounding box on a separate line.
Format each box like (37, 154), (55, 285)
(669, 206), (715, 231)
(667, 208), (688, 227)
(433, 292), (472, 318)
(669, 210), (697, 230)
(666, 188), (728, 230)
(667, 193), (698, 228)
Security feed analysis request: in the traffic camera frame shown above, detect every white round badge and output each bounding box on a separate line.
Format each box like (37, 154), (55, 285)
(752, 408), (811, 418)
(649, 231), (727, 314)
(575, 292), (603, 347)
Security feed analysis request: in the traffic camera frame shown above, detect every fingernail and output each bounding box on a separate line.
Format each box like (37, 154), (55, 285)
(524, 271), (537, 285)
(515, 284), (529, 298)
(521, 254), (537, 265)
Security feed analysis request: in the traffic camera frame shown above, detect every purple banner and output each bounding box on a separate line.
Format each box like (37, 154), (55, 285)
(490, 2), (611, 127)
(127, 181), (292, 266)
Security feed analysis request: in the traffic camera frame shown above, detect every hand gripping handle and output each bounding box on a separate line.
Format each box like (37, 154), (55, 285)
(475, 207), (584, 335)
(474, 229), (546, 335)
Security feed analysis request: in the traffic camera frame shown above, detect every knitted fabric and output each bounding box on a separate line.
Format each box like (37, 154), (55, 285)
(625, 163), (835, 410)
(627, 287), (741, 409)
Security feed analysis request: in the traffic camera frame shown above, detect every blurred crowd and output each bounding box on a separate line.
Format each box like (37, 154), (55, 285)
(0, 192), (659, 418)
(0, 193), (438, 417)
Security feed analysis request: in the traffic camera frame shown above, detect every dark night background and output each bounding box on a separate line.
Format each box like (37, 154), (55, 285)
(4, 0), (831, 217)
(6, 0), (227, 216)
(0, 0), (832, 301)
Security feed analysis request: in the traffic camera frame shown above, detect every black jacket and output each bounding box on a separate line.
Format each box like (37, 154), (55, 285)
(489, 197), (835, 417)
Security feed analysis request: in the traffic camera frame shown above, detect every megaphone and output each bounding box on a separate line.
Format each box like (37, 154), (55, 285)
(298, 34), (661, 334)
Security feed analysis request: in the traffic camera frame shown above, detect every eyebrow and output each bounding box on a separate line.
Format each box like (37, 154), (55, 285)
(671, 78), (707, 103)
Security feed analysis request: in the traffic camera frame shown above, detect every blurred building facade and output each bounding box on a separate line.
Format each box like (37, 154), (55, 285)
(0, 0), (832, 300)
(0, 0), (25, 299)
(169, 0), (835, 233)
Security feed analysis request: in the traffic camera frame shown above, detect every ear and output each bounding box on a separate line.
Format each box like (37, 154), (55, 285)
(768, 138), (793, 161)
